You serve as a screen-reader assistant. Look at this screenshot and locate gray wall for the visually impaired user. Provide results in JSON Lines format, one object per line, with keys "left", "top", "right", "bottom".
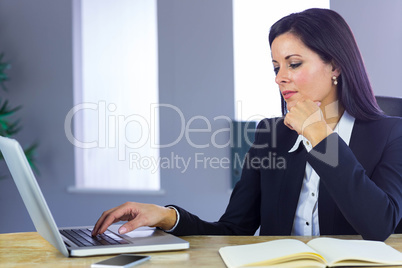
{"left": 331, "top": 0, "right": 402, "bottom": 98}
{"left": 0, "top": 0, "right": 234, "bottom": 233}
{"left": 0, "top": 0, "right": 401, "bottom": 233}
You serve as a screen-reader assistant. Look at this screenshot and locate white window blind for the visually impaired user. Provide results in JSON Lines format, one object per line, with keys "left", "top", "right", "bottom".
{"left": 233, "top": 0, "right": 330, "bottom": 121}
{"left": 71, "top": 0, "right": 160, "bottom": 191}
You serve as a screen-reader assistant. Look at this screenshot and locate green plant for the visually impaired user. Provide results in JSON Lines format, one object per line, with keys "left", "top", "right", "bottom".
{"left": 0, "top": 52, "right": 39, "bottom": 175}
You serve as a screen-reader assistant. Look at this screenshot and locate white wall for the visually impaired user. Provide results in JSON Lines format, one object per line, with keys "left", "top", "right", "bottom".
{"left": 0, "top": 0, "right": 400, "bottom": 233}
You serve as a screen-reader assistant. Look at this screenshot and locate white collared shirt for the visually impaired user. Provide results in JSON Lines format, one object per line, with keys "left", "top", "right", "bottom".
{"left": 288, "top": 111, "right": 355, "bottom": 236}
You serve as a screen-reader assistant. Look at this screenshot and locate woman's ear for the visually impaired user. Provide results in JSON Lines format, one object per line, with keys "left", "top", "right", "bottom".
{"left": 331, "top": 61, "right": 341, "bottom": 77}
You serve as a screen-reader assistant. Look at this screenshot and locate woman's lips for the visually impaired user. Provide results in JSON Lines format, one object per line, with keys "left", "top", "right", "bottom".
{"left": 282, "top": 90, "right": 297, "bottom": 99}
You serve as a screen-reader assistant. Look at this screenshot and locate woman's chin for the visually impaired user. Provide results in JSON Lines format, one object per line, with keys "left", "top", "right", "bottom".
{"left": 285, "top": 100, "right": 298, "bottom": 110}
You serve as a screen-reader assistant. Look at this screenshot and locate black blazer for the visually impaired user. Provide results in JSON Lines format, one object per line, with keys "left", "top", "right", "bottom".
{"left": 169, "top": 116, "right": 402, "bottom": 241}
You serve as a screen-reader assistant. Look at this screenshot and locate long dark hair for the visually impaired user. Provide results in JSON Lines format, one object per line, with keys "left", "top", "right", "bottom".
{"left": 269, "top": 8, "right": 384, "bottom": 121}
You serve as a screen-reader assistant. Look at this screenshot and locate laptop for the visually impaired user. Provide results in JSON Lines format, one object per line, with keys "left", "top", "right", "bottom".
{"left": 0, "top": 136, "right": 189, "bottom": 257}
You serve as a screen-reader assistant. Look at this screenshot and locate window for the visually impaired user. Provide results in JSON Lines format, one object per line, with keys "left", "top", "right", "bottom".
{"left": 68, "top": 0, "right": 160, "bottom": 191}
{"left": 233, "top": 0, "right": 330, "bottom": 121}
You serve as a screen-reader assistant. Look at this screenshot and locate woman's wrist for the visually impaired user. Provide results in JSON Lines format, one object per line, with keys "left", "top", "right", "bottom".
{"left": 303, "top": 121, "right": 333, "bottom": 147}
{"left": 157, "top": 206, "right": 178, "bottom": 231}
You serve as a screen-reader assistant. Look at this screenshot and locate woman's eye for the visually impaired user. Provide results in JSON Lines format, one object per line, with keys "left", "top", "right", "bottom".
{"left": 273, "top": 63, "right": 301, "bottom": 75}
{"left": 289, "top": 63, "right": 302, "bottom": 69}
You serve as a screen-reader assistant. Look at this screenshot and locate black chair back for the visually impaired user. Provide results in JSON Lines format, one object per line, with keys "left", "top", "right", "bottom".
{"left": 375, "top": 96, "right": 402, "bottom": 233}
{"left": 375, "top": 96, "right": 402, "bottom": 117}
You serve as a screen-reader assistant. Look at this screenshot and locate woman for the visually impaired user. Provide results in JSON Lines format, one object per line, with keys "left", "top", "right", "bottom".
{"left": 92, "top": 8, "right": 402, "bottom": 241}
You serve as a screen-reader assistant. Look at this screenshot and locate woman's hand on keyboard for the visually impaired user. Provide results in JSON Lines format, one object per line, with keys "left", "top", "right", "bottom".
{"left": 91, "top": 202, "right": 177, "bottom": 236}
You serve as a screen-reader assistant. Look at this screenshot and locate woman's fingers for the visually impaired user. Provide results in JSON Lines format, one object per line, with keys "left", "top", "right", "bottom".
{"left": 284, "top": 99, "right": 323, "bottom": 134}
{"left": 92, "top": 202, "right": 138, "bottom": 236}
{"left": 92, "top": 202, "right": 177, "bottom": 236}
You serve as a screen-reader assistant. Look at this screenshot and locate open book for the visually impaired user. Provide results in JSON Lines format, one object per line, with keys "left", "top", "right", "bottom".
{"left": 219, "top": 237, "right": 402, "bottom": 268}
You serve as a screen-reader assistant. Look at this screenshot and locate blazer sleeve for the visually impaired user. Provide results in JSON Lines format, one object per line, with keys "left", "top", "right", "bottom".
{"left": 166, "top": 120, "right": 271, "bottom": 236}
{"left": 307, "top": 118, "right": 402, "bottom": 241}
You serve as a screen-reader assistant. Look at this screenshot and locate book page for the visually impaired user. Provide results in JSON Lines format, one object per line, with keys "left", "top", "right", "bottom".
{"left": 219, "top": 239, "right": 326, "bottom": 268}
{"left": 307, "top": 237, "right": 402, "bottom": 266}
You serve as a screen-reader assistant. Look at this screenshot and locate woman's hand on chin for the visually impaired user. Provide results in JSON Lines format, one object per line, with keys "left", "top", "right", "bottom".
{"left": 284, "top": 99, "right": 333, "bottom": 147}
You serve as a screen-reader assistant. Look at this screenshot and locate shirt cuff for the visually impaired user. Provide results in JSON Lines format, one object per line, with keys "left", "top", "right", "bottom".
{"left": 302, "top": 136, "right": 313, "bottom": 152}
{"left": 163, "top": 206, "right": 180, "bottom": 232}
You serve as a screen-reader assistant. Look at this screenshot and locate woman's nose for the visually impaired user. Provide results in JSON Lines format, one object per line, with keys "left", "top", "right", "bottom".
{"left": 275, "top": 68, "right": 289, "bottom": 85}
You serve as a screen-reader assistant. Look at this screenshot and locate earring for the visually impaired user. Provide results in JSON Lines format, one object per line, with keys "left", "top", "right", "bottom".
{"left": 332, "top": 76, "right": 338, "bottom": 85}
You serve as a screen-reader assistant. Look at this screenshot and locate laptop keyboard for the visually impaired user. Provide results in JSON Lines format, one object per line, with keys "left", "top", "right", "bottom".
{"left": 60, "top": 228, "right": 129, "bottom": 247}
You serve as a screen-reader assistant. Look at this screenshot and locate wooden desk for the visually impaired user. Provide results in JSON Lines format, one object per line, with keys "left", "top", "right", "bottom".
{"left": 1, "top": 232, "right": 402, "bottom": 267}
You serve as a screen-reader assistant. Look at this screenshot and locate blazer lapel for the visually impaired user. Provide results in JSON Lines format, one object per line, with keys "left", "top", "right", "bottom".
{"left": 318, "top": 181, "right": 336, "bottom": 234}
{"left": 318, "top": 120, "right": 361, "bottom": 235}
{"left": 278, "top": 142, "right": 307, "bottom": 234}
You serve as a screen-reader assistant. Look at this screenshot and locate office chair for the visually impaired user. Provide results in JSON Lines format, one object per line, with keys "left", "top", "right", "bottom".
{"left": 375, "top": 95, "right": 402, "bottom": 234}
{"left": 375, "top": 96, "right": 402, "bottom": 117}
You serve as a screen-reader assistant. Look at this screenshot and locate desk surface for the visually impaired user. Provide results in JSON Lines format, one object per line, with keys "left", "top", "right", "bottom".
{"left": 1, "top": 232, "right": 402, "bottom": 267}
